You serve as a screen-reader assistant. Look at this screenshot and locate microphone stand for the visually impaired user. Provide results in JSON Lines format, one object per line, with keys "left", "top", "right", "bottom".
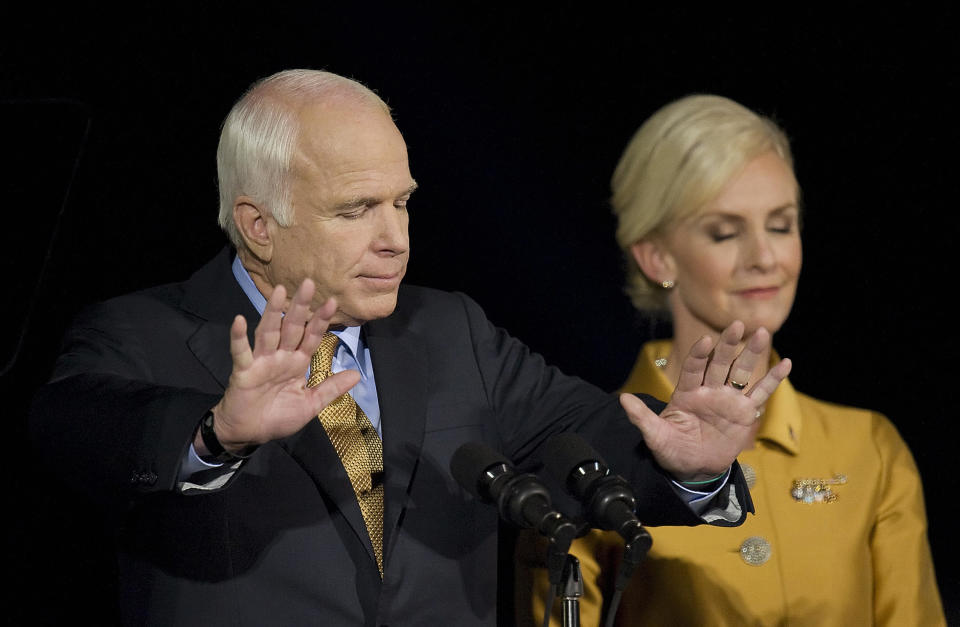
{"left": 603, "top": 521, "right": 652, "bottom": 627}
{"left": 541, "top": 520, "right": 588, "bottom": 627}
{"left": 559, "top": 554, "right": 583, "bottom": 627}
{"left": 540, "top": 520, "right": 652, "bottom": 627}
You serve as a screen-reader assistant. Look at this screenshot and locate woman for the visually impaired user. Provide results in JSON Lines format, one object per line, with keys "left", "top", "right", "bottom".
{"left": 526, "top": 95, "right": 944, "bottom": 626}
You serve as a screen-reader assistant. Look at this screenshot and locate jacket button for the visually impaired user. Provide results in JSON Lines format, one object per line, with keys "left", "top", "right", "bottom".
{"left": 740, "top": 536, "right": 771, "bottom": 566}
{"left": 129, "top": 471, "right": 158, "bottom": 486}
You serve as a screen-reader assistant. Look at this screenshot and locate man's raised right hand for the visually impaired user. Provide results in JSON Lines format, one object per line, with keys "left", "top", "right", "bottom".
{"left": 193, "top": 278, "right": 361, "bottom": 457}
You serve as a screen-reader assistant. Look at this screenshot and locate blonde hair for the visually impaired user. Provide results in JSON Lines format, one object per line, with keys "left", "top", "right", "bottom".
{"left": 216, "top": 69, "right": 390, "bottom": 249}
{"left": 612, "top": 94, "right": 794, "bottom": 311}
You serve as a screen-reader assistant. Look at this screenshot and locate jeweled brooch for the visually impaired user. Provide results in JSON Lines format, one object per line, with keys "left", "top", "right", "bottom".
{"left": 791, "top": 474, "right": 846, "bottom": 503}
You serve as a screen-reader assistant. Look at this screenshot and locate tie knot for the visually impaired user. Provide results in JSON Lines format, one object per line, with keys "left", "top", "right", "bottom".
{"left": 309, "top": 332, "right": 340, "bottom": 387}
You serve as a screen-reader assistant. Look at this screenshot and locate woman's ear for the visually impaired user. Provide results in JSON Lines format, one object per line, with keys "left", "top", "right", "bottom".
{"left": 630, "top": 239, "right": 675, "bottom": 286}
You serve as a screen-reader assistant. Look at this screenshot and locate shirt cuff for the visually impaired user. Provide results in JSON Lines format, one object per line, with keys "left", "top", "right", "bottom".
{"left": 670, "top": 468, "right": 732, "bottom": 517}
{"left": 178, "top": 442, "right": 224, "bottom": 479}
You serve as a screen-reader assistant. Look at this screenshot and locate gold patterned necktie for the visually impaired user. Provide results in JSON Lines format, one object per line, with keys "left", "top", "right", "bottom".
{"left": 308, "top": 332, "right": 384, "bottom": 576}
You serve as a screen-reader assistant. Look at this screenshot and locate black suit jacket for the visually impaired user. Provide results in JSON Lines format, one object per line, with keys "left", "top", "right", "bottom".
{"left": 31, "top": 248, "right": 750, "bottom": 626}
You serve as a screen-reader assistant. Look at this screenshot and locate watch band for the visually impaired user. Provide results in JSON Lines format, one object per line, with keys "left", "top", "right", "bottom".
{"left": 199, "top": 409, "right": 258, "bottom": 463}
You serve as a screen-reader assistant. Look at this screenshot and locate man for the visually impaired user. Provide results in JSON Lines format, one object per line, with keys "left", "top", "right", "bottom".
{"left": 31, "top": 70, "right": 789, "bottom": 626}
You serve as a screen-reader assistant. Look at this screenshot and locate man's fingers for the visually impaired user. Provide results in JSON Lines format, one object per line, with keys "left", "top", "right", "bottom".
{"left": 254, "top": 284, "right": 288, "bottom": 357}
{"left": 726, "top": 326, "right": 770, "bottom": 390}
{"left": 299, "top": 297, "right": 338, "bottom": 355}
{"left": 229, "top": 315, "right": 254, "bottom": 369}
{"left": 278, "top": 280, "right": 316, "bottom": 351}
{"left": 703, "top": 321, "right": 745, "bottom": 388}
{"left": 619, "top": 393, "right": 666, "bottom": 446}
{"left": 309, "top": 369, "right": 362, "bottom": 414}
{"left": 313, "top": 296, "right": 338, "bottom": 322}
{"left": 675, "top": 335, "right": 714, "bottom": 392}
{"left": 746, "top": 358, "right": 792, "bottom": 406}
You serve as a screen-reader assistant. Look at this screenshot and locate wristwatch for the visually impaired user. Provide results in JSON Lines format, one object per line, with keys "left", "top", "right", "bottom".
{"left": 198, "top": 409, "right": 259, "bottom": 463}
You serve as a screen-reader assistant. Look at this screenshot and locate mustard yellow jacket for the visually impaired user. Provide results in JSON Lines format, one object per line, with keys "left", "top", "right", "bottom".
{"left": 526, "top": 340, "right": 944, "bottom": 626}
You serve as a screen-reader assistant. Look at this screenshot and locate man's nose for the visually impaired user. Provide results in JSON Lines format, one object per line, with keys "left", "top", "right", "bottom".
{"left": 374, "top": 205, "right": 409, "bottom": 254}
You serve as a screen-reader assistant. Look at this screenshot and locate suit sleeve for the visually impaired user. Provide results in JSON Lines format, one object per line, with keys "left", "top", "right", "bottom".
{"left": 29, "top": 300, "right": 224, "bottom": 509}
{"left": 870, "top": 414, "right": 946, "bottom": 625}
{"left": 455, "top": 291, "right": 734, "bottom": 527}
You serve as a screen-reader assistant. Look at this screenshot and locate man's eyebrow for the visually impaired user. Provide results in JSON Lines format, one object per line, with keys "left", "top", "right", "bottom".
{"left": 333, "top": 183, "right": 419, "bottom": 212}
{"left": 334, "top": 197, "right": 379, "bottom": 212}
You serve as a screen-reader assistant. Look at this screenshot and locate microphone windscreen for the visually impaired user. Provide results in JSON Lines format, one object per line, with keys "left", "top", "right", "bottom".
{"left": 543, "top": 432, "right": 607, "bottom": 481}
{"left": 450, "top": 441, "right": 509, "bottom": 498}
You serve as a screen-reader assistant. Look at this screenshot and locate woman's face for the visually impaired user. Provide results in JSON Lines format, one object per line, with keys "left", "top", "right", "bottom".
{"left": 659, "top": 151, "right": 802, "bottom": 337}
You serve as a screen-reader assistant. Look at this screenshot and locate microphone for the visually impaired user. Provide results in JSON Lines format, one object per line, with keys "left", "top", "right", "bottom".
{"left": 542, "top": 433, "right": 651, "bottom": 547}
{"left": 450, "top": 441, "right": 577, "bottom": 546}
{"left": 544, "top": 433, "right": 653, "bottom": 627}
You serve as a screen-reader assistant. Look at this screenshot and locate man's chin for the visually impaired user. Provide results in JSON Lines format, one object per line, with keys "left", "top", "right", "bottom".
{"left": 333, "top": 293, "right": 400, "bottom": 327}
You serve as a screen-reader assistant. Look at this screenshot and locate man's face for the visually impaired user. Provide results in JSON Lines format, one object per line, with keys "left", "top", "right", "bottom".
{"left": 265, "top": 100, "right": 416, "bottom": 327}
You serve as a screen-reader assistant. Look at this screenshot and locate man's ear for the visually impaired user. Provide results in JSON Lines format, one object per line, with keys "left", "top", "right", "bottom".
{"left": 233, "top": 197, "right": 274, "bottom": 262}
{"left": 630, "top": 239, "right": 675, "bottom": 285}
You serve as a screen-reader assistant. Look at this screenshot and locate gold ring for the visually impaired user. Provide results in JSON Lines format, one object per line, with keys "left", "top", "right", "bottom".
{"left": 729, "top": 379, "right": 748, "bottom": 391}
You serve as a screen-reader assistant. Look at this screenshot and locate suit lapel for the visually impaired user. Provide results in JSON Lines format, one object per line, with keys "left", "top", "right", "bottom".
{"left": 364, "top": 304, "right": 428, "bottom": 567}
{"left": 186, "top": 323, "right": 233, "bottom": 388}
{"left": 180, "top": 247, "right": 259, "bottom": 388}
{"left": 280, "top": 419, "right": 377, "bottom": 565}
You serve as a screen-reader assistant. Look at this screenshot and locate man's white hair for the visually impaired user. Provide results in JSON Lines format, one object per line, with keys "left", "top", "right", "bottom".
{"left": 216, "top": 69, "right": 390, "bottom": 249}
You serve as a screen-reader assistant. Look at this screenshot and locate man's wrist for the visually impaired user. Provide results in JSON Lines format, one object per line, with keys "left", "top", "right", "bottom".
{"left": 675, "top": 469, "right": 729, "bottom": 493}
{"left": 196, "top": 408, "right": 259, "bottom": 463}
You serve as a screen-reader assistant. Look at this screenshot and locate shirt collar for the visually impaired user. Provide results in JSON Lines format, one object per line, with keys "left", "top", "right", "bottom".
{"left": 334, "top": 325, "right": 362, "bottom": 361}
{"left": 232, "top": 254, "right": 267, "bottom": 314}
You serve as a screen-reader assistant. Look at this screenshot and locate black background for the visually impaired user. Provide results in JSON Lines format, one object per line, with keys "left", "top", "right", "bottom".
{"left": 4, "top": 4, "right": 958, "bottom": 624}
